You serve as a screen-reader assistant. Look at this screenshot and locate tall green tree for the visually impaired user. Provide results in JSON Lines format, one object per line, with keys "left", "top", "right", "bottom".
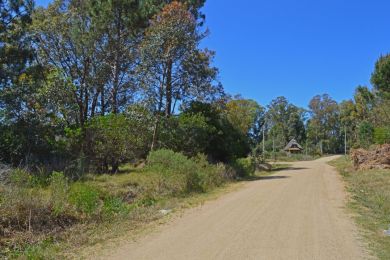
{"left": 225, "top": 97, "right": 264, "bottom": 138}
{"left": 1, "top": 0, "right": 35, "bottom": 121}
{"left": 138, "top": 1, "right": 221, "bottom": 117}
{"left": 307, "top": 94, "right": 341, "bottom": 154}
{"left": 371, "top": 54, "right": 390, "bottom": 100}
{"left": 266, "top": 96, "right": 306, "bottom": 150}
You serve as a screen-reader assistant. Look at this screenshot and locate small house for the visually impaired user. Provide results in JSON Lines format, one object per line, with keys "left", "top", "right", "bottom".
{"left": 284, "top": 139, "right": 303, "bottom": 153}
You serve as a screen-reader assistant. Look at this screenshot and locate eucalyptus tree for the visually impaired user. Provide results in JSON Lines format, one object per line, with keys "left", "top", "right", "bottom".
{"left": 32, "top": 0, "right": 154, "bottom": 124}
{"left": 225, "top": 97, "right": 265, "bottom": 145}
{"left": 0, "top": 0, "right": 35, "bottom": 121}
{"left": 266, "top": 96, "right": 306, "bottom": 150}
{"left": 32, "top": 0, "right": 106, "bottom": 126}
{"left": 307, "top": 94, "right": 341, "bottom": 154}
{"left": 137, "top": 1, "right": 221, "bottom": 117}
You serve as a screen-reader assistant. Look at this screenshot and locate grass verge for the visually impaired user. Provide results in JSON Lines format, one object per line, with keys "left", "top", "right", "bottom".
{"left": 329, "top": 156, "right": 390, "bottom": 260}
{"left": 1, "top": 154, "right": 288, "bottom": 259}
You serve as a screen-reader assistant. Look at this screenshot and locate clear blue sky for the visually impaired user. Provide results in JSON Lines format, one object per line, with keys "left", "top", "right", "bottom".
{"left": 36, "top": 0, "right": 390, "bottom": 108}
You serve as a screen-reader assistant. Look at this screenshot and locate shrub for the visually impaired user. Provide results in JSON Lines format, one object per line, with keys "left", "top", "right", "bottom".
{"left": 49, "top": 172, "right": 69, "bottom": 216}
{"left": 69, "top": 183, "right": 100, "bottom": 216}
{"left": 146, "top": 149, "right": 194, "bottom": 194}
{"left": 146, "top": 149, "right": 228, "bottom": 194}
{"left": 232, "top": 157, "right": 255, "bottom": 177}
{"left": 86, "top": 110, "right": 153, "bottom": 173}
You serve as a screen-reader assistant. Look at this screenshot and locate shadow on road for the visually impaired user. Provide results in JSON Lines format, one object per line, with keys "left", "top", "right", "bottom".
{"left": 247, "top": 175, "right": 290, "bottom": 181}
{"left": 278, "top": 167, "right": 309, "bottom": 172}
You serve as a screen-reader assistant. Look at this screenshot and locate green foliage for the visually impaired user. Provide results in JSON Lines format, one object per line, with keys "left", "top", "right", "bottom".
{"left": 102, "top": 197, "right": 130, "bottom": 218}
{"left": 183, "top": 102, "right": 250, "bottom": 162}
{"left": 232, "top": 157, "right": 256, "bottom": 177}
{"left": 371, "top": 54, "right": 390, "bottom": 100}
{"left": 146, "top": 149, "right": 227, "bottom": 193}
{"left": 49, "top": 172, "right": 69, "bottom": 216}
{"left": 266, "top": 97, "right": 306, "bottom": 152}
{"left": 226, "top": 98, "right": 264, "bottom": 137}
{"left": 307, "top": 94, "right": 341, "bottom": 154}
{"left": 374, "top": 127, "right": 390, "bottom": 144}
{"left": 9, "top": 168, "right": 34, "bottom": 188}
{"left": 86, "top": 111, "right": 153, "bottom": 173}
{"left": 156, "top": 113, "right": 215, "bottom": 157}
{"left": 358, "top": 121, "right": 374, "bottom": 148}
{"left": 138, "top": 2, "right": 221, "bottom": 117}
{"left": 69, "top": 183, "right": 100, "bottom": 216}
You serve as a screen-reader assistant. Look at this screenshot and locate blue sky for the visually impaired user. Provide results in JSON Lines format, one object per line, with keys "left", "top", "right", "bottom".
{"left": 35, "top": 0, "right": 390, "bottom": 108}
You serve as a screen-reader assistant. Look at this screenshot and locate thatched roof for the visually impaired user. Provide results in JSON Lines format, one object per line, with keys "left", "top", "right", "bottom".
{"left": 284, "top": 139, "right": 303, "bottom": 151}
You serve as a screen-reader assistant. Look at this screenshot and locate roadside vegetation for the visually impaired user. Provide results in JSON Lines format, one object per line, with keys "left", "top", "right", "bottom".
{"left": 0, "top": 149, "right": 257, "bottom": 258}
{"left": 1, "top": 0, "right": 390, "bottom": 258}
{"left": 330, "top": 156, "right": 390, "bottom": 260}
{"left": 0, "top": 148, "right": 287, "bottom": 258}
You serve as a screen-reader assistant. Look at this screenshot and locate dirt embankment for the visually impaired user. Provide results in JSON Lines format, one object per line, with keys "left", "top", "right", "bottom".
{"left": 351, "top": 144, "right": 390, "bottom": 170}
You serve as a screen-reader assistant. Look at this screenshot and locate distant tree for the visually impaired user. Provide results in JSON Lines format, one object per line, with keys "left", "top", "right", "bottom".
{"left": 357, "top": 121, "right": 374, "bottom": 149}
{"left": 354, "top": 86, "right": 375, "bottom": 121}
{"left": 307, "top": 94, "right": 341, "bottom": 154}
{"left": 339, "top": 99, "right": 358, "bottom": 148}
{"left": 371, "top": 54, "right": 390, "bottom": 100}
{"left": 183, "top": 101, "right": 250, "bottom": 162}
{"left": 225, "top": 98, "right": 264, "bottom": 138}
{"left": 266, "top": 96, "right": 306, "bottom": 150}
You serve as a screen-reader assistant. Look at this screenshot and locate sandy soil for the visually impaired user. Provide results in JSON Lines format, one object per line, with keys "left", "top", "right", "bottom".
{"left": 97, "top": 156, "right": 370, "bottom": 260}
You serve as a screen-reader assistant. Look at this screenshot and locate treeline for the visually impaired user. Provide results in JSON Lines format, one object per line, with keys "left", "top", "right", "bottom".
{"left": 0, "top": 0, "right": 236, "bottom": 174}
{"left": 1, "top": 0, "right": 390, "bottom": 177}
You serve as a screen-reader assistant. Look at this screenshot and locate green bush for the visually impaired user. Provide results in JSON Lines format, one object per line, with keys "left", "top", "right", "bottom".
{"left": 86, "top": 110, "right": 153, "bottom": 173}
{"left": 146, "top": 149, "right": 196, "bottom": 193}
{"left": 146, "top": 149, "right": 228, "bottom": 194}
{"left": 49, "top": 172, "right": 69, "bottom": 216}
{"left": 69, "top": 183, "right": 100, "bottom": 216}
{"left": 232, "top": 157, "right": 255, "bottom": 177}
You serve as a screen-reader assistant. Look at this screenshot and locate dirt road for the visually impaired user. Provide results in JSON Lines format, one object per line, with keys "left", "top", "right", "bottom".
{"left": 101, "top": 156, "right": 369, "bottom": 260}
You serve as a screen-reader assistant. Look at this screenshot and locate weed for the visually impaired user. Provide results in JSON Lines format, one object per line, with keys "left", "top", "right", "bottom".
{"left": 69, "top": 183, "right": 100, "bottom": 216}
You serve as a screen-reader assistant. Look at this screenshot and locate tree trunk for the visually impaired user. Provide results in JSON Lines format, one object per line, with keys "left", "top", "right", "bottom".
{"left": 151, "top": 82, "right": 165, "bottom": 151}
{"left": 165, "top": 60, "right": 173, "bottom": 117}
{"left": 111, "top": 160, "right": 119, "bottom": 174}
{"left": 101, "top": 86, "right": 105, "bottom": 116}
{"left": 151, "top": 116, "right": 160, "bottom": 151}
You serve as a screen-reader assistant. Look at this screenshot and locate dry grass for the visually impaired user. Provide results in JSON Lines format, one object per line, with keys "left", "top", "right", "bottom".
{"left": 329, "top": 156, "right": 390, "bottom": 260}
{"left": 1, "top": 159, "right": 286, "bottom": 259}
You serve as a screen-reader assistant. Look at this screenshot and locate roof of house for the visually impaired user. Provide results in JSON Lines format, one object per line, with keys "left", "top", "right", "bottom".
{"left": 284, "top": 139, "right": 303, "bottom": 151}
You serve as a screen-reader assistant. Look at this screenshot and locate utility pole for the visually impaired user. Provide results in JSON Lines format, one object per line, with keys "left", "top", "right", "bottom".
{"left": 262, "top": 126, "right": 265, "bottom": 154}
{"left": 272, "top": 136, "right": 275, "bottom": 160}
{"left": 344, "top": 126, "right": 347, "bottom": 156}
{"left": 306, "top": 140, "right": 308, "bottom": 156}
